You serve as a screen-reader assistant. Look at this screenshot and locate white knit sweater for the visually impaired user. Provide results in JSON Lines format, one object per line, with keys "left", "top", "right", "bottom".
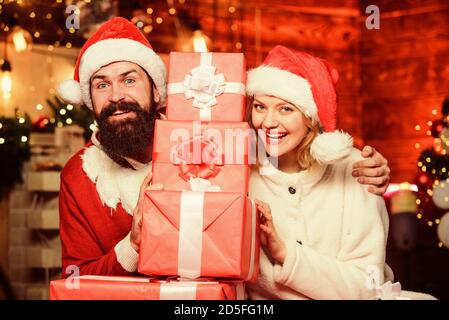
{"left": 247, "top": 149, "right": 390, "bottom": 300}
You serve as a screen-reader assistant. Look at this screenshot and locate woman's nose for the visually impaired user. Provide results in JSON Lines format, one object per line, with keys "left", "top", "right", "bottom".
{"left": 262, "top": 109, "right": 279, "bottom": 128}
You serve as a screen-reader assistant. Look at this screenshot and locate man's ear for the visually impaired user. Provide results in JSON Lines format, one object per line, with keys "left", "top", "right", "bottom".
{"left": 153, "top": 85, "right": 160, "bottom": 103}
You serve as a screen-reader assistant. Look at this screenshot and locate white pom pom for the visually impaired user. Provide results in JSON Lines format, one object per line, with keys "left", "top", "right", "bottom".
{"left": 57, "top": 79, "right": 83, "bottom": 105}
{"left": 310, "top": 131, "right": 353, "bottom": 164}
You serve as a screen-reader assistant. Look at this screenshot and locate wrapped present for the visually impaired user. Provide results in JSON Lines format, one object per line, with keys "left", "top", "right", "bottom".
{"left": 138, "top": 190, "right": 259, "bottom": 282}
{"left": 166, "top": 52, "right": 246, "bottom": 121}
{"left": 152, "top": 120, "right": 251, "bottom": 194}
{"left": 50, "top": 275, "right": 245, "bottom": 300}
{"left": 50, "top": 276, "right": 153, "bottom": 300}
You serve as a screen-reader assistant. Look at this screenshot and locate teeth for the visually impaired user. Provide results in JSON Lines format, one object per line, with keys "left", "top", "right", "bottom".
{"left": 267, "top": 133, "right": 287, "bottom": 138}
{"left": 113, "top": 111, "right": 129, "bottom": 115}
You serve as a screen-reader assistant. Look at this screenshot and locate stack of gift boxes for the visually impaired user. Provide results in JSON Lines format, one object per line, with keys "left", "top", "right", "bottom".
{"left": 50, "top": 52, "right": 259, "bottom": 300}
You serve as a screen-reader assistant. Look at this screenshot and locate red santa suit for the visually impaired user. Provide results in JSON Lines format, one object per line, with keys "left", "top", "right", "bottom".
{"left": 59, "top": 135, "right": 150, "bottom": 277}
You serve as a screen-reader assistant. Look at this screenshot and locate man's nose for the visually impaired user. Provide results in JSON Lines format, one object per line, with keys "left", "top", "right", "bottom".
{"left": 109, "top": 83, "right": 126, "bottom": 103}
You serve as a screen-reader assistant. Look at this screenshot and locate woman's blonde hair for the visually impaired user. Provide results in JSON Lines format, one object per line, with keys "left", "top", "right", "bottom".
{"left": 246, "top": 95, "right": 320, "bottom": 171}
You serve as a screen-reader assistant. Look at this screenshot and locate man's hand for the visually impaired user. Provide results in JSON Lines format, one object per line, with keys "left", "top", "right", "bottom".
{"left": 352, "top": 146, "right": 390, "bottom": 196}
{"left": 255, "top": 200, "right": 286, "bottom": 265}
{"left": 130, "top": 172, "right": 163, "bottom": 252}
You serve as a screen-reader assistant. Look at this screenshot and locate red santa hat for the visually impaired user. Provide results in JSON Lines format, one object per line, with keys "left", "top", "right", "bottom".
{"left": 58, "top": 17, "right": 166, "bottom": 110}
{"left": 246, "top": 45, "right": 353, "bottom": 164}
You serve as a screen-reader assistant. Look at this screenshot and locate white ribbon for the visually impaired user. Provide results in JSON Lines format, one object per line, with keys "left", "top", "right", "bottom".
{"left": 160, "top": 282, "right": 198, "bottom": 300}
{"left": 178, "top": 191, "right": 204, "bottom": 279}
{"left": 375, "top": 281, "right": 405, "bottom": 300}
{"left": 235, "top": 282, "right": 246, "bottom": 300}
{"left": 167, "top": 52, "right": 246, "bottom": 121}
{"left": 159, "top": 281, "right": 244, "bottom": 300}
{"left": 189, "top": 178, "right": 221, "bottom": 192}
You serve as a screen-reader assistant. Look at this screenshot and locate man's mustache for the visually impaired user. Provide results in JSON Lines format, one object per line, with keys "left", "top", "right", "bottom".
{"left": 99, "top": 102, "right": 145, "bottom": 120}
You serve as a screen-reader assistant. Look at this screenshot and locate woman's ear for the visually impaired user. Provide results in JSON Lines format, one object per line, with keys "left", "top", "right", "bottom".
{"left": 153, "top": 84, "right": 160, "bottom": 103}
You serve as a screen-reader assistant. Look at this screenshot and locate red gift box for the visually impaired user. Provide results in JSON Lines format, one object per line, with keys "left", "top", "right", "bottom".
{"left": 138, "top": 190, "right": 260, "bottom": 282}
{"left": 50, "top": 276, "right": 152, "bottom": 300}
{"left": 50, "top": 276, "right": 245, "bottom": 300}
{"left": 152, "top": 120, "right": 251, "bottom": 194}
{"left": 166, "top": 52, "right": 246, "bottom": 122}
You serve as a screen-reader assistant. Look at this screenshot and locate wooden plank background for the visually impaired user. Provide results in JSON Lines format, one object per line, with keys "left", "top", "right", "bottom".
{"left": 360, "top": 0, "right": 449, "bottom": 182}
{"left": 3, "top": 0, "right": 447, "bottom": 183}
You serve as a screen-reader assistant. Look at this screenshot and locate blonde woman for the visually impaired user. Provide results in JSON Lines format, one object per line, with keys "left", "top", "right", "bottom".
{"left": 245, "top": 46, "right": 391, "bottom": 299}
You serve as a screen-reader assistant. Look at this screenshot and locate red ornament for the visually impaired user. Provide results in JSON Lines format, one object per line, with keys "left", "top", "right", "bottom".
{"left": 33, "top": 116, "right": 50, "bottom": 131}
{"left": 431, "top": 119, "right": 445, "bottom": 138}
{"left": 415, "top": 172, "right": 434, "bottom": 191}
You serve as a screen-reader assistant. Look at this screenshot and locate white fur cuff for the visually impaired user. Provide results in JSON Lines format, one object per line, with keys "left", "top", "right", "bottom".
{"left": 114, "top": 232, "right": 139, "bottom": 272}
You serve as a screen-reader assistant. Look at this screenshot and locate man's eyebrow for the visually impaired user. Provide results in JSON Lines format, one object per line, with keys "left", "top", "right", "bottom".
{"left": 91, "top": 69, "right": 139, "bottom": 82}
{"left": 91, "top": 74, "right": 107, "bottom": 81}
{"left": 120, "top": 69, "right": 139, "bottom": 77}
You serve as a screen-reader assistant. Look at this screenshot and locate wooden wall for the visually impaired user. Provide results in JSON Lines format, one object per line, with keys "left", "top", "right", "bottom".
{"left": 121, "top": 0, "right": 365, "bottom": 144}
{"left": 122, "top": 0, "right": 449, "bottom": 183}
{"left": 360, "top": 0, "right": 449, "bottom": 182}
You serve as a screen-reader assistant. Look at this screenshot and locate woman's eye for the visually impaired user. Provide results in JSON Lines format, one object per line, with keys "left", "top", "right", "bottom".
{"left": 254, "top": 104, "right": 265, "bottom": 111}
{"left": 124, "top": 78, "right": 135, "bottom": 85}
{"left": 280, "top": 106, "right": 294, "bottom": 112}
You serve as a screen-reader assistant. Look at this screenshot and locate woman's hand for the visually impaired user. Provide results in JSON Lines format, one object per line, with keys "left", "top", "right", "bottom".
{"left": 255, "top": 199, "right": 286, "bottom": 265}
{"left": 130, "top": 172, "right": 163, "bottom": 252}
{"left": 352, "top": 146, "right": 390, "bottom": 196}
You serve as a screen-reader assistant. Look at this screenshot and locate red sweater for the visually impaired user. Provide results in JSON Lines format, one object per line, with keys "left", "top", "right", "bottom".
{"left": 59, "top": 144, "right": 148, "bottom": 278}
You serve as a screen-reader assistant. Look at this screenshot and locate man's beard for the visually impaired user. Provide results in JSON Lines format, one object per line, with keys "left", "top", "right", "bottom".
{"left": 96, "top": 101, "right": 156, "bottom": 161}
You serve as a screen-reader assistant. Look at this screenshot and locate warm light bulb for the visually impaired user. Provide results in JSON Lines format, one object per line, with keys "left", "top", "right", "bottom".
{"left": 192, "top": 30, "right": 209, "bottom": 52}
{"left": 12, "top": 30, "right": 28, "bottom": 52}
{"left": 1, "top": 71, "right": 12, "bottom": 99}
{"left": 8, "top": 26, "right": 33, "bottom": 53}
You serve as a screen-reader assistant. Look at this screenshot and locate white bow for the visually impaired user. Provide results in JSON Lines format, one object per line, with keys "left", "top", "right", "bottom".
{"left": 183, "top": 65, "right": 226, "bottom": 110}
{"left": 188, "top": 177, "right": 221, "bottom": 192}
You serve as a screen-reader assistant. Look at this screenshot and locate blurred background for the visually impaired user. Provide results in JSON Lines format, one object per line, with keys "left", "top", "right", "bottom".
{"left": 0, "top": 0, "right": 448, "bottom": 299}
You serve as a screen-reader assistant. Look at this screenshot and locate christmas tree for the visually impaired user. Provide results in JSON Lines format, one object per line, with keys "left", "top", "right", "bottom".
{"left": 33, "top": 96, "right": 95, "bottom": 142}
{"left": 415, "top": 98, "right": 449, "bottom": 249}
